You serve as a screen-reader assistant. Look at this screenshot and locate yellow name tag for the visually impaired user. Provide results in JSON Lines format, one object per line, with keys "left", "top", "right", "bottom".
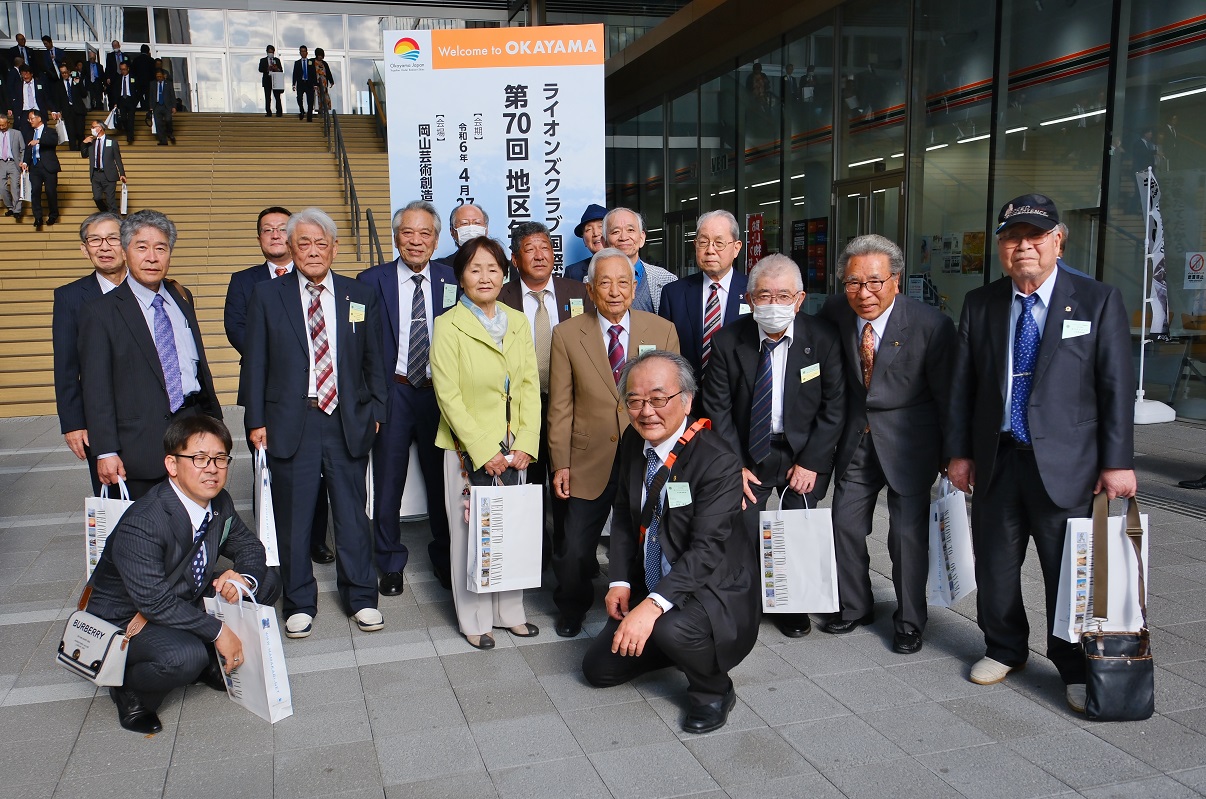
{"left": 666, "top": 482, "right": 692, "bottom": 508}
{"left": 349, "top": 301, "right": 366, "bottom": 323}
{"left": 569, "top": 298, "right": 584, "bottom": 317}
{"left": 800, "top": 363, "right": 821, "bottom": 383}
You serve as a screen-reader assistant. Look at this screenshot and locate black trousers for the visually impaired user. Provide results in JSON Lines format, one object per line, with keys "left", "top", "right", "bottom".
{"left": 296, "top": 86, "right": 314, "bottom": 119}
{"left": 27, "top": 161, "right": 57, "bottom": 221}
{"left": 583, "top": 596, "right": 731, "bottom": 706}
{"left": 552, "top": 457, "right": 619, "bottom": 621}
{"left": 263, "top": 86, "right": 283, "bottom": 115}
{"left": 972, "top": 440, "right": 1086, "bottom": 684}
{"left": 117, "top": 97, "right": 138, "bottom": 143}
{"left": 831, "top": 433, "right": 931, "bottom": 634}
{"left": 151, "top": 104, "right": 173, "bottom": 143}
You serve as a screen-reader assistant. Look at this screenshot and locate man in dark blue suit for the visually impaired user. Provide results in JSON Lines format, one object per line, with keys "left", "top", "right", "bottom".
{"left": 242, "top": 207, "right": 388, "bottom": 639}
{"left": 563, "top": 203, "right": 606, "bottom": 282}
{"left": 21, "top": 108, "right": 61, "bottom": 229}
{"left": 40, "top": 35, "right": 67, "bottom": 78}
{"left": 225, "top": 206, "right": 334, "bottom": 565}
{"left": 292, "top": 45, "right": 315, "bottom": 122}
{"left": 357, "top": 200, "right": 456, "bottom": 595}
{"left": 659, "top": 210, "right": 750, "bottom": 382}
{"left": 53, "top": 212, "right": 128, "bottom": 495}
{"left": 13, "top": 65, "right": 54, "bottom": 140}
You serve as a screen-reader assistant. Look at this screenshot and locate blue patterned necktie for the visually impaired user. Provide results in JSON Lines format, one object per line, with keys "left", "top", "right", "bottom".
{"left": 408, "top": 275, "right": 429, "bottom": 385}
{"left": 1010, "top": 293, "right": 1041, "bottom": 445}
{"left": 190, "top": 513, "right": 210, "bottom": 592}
{"left": 749, "top": 338, "right": 784, "bottom": 463}
{"left": 151, "top": 294, "right": 185, "bottom": 412}
{"left": 644, "top": 448, "right": 664, "bottom": 593}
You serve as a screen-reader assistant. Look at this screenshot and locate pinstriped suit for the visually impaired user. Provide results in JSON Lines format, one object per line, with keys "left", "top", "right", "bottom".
{"left": 86, "top": 481, "right": 279, "bottom": 709}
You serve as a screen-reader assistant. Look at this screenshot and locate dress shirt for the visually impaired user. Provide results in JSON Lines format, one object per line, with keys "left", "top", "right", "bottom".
{"left": 300, "top": 270, "right": 338, "bottom": 396}
{"left": 127, "top": 277, "right": 202, "bottom": 397}
{"left": 121, "top": 75, "right": 131, "bottom": 97}
{"left": 394, "top": 260, "right": 434, "bottom": 378}
{"left": 95, "top": 271, "right": 123, "bottom": 294}
{"left": 30, "top": 124, "right": 43, "bottom": 160}
{"left": 857, "top": 298, "right": 895, "bottom": 353}
{"left": 1001, "top": 267, "right": 1057, "bottom": 432}
{"left": 596, "top": 310, "right": 632, "bottom": 359}
{"left": 756, "top": 327, "right": 794, "bottom": 434}
{"left": 92, "top": 135, "right": 105, "bottom": 169}
{"left": 700, "top": 268, "right": 735, "bottom": 327}
{"left": 166, "top": 478, "right": 258, "bottom": 623}
{"left": 0, "top": 129, "right": 12, "bottom": 160}
{"left": 23, "top": 80, "right": 37, "bottom": 109}
{"left": 520, "top": 278, "right": 561, "bottom": 332}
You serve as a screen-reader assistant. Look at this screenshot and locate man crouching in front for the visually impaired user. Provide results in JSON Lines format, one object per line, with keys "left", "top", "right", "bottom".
{"left": 581, "top": 350, "right": 759, "bottom": 733}
{"left": 85, "top": 416, "right": 279, "bottom": 733}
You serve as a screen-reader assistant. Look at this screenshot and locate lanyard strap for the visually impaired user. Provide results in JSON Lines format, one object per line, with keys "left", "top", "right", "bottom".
{"left": 639, "top": 418, "right": 711, "bottom": 544}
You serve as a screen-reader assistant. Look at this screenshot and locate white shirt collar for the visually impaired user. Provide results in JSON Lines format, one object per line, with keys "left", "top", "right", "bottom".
{"left": 520, "top": 276, "right": 553, "bottom": 295}
{"left": 167, "top": 478, "right": 213, "bottom": 531}
{"left": 860, "top": 299, "right": 895, "bottom": 342}
{"left": 597, "top": 310, "right": 631, "bottom": 334}
{"left": 1012, "top": 265, "right": 1059, "bottom": 307}
{"left": 644, "top": 417, "right": 690, "bottom": 464}
{"left": 705, "top": 268, "right": 734, "bottom": 294}
{"left": 299, "top": 269, "right": 335, "bottom": 294}
{"left": 95, "top": 271, "right": 123, "bottom": 294}
{"left": 127, "top": 276, "right": 170, "bottom": 310}
{"left": 266, "top": 260, "right": 293, "bottom": 277}
{"left": 398, "top": 259, "right": 430, "bottom": 283}
{"left": 757, "top": 325, "right": 793, "bottom": 348}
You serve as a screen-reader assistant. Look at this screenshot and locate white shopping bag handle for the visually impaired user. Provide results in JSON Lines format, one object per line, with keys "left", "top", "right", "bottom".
{"left": 216, "top": 576, "right": 262, "bottom": 616}
{"left": 770, "top": 487, "right": 811, "bottom": 520}
{"left": 99, "top": 477, "right": 131, "bottom": 502}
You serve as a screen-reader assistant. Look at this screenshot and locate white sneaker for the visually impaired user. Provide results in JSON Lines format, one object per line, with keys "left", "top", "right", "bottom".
{"left": 969, "top": 656, "right": 1023, "bottom": 685}
{"left": 285, "top": 613, "right": 314, "bottom": 639}
{"left": 354, "top": 607, "right": 384, "bottom": 632}
{"left": 1066, "top": 684, "right": 1087, "bottom": 713}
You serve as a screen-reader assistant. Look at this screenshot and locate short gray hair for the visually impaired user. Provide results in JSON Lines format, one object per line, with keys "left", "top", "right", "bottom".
{"left": 510, "top": 220, "right": 550, "bottom": 254}
{"left": 80, "top": 211, "right": 121, "bottom": 242}
{"left": 393, "top": 200, "right": 441, "bottom": 238}
{"left": 121, "top": 209, "right": 177, "bottom": 250}
{"left": 450, "top": 203, "right": 488, "bottom": 230}
{"left": 696, "top": 209, "right": 740, "bottom": 242}
{"left": 287, "top": 207, "right": 338, "bottom": 242}
{"left": 586, "top": 247, "right": 635, "bottom": 283}
{"left": 748, "top": 254, "right": 803, "bottom": 294}
{"left": 602, "top": 207, "right": 646, "bottom": 244}
{"left": 837, "top": 234, "right": 904, "bottom": 278}
{"left": 619, "top": 350, "right": 697, "bottom": 406}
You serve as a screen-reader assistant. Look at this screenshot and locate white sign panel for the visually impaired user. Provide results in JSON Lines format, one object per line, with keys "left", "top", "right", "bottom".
{"left": 1186, "top": 252, "right": 1205, "bottom": 291}
{"left": 382, "top": 25, "right": 605, "bottom": 272}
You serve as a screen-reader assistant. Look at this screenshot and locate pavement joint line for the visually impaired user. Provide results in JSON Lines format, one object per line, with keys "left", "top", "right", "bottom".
{"left": 0, "top": 446, "right": 68, "bottom": 456}
{"left": 0, "top": 464, "right": 90, "bottom": 474}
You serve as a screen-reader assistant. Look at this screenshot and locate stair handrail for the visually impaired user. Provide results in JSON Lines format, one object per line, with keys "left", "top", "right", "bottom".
{"left": 365, "top": 207, "right": 385, "bottom": 266}
{"left": 321, "top": 108, "right": 364, "bottom": 260}
{"left": 366, "top": 76, "right": 387, "bottom": 141}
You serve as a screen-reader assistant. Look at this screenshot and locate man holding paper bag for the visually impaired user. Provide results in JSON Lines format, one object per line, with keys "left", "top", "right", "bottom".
{"left": 948, "top": 193, "right": 1135, "bottom": 712}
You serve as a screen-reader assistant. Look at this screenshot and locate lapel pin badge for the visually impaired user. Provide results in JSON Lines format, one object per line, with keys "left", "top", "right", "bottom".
{"left": 1065, "top": 306, "right": 1072, "bottom": 312}
{"left": 804, "top": 347, "right": 811, "bottom": 355}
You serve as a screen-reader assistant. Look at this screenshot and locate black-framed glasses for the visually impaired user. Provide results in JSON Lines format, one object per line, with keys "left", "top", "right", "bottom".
{"left": 624, "top": 391, "right": 683, "bottom": 411}
{"left": 998, "top": 229, "right": 1054, "bottom": 247}
{"left": 843, "top": 278, "right": 892, "bottom": 294}
{"left": 749, "top": 291, "right": 800, "bottom": 305}
{"left": 173, "top": 453, "right": 233, "bottom": 469}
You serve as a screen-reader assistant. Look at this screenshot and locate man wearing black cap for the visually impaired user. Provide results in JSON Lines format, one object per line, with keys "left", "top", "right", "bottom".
{"left": 947, "top": 193, "right": 1135, "bottom": 714}
{"left": 563, "top": 203, "right": 606, "bottom": 282}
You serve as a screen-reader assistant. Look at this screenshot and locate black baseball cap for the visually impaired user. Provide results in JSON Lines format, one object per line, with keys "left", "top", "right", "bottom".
{"left": 574, "top": 203, "right": 607, "bottom": 238}
{"left": 995, "top": 193, "right": 1059, "bottom": 234}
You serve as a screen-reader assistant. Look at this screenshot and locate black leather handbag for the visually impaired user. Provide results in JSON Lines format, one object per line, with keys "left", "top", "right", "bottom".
{"left": 1082, "top": 495, "right": 1154, "bottom": 721}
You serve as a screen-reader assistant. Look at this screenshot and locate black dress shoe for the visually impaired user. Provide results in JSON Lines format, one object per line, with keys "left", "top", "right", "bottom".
{"left": 821, "top": 613, "right": 874, "bottom": 634}
{"left": 34, "top": 219, "right": 43, "bottom": 230}
{"left": 3, "top": 210, "right": 11, "bottom": 217}
{"left": 465, "top": 633, "right": 495, "bottom": 650}
{"left": 46, "top": 215, "right": 58, "bottom": 226}
{"left": 110, "top": 687, "right": 163, "bottom": 734}
{"left": 682, "top": 688, "right": 736, "bottom": 734}
{"left": 379, "top": 571, "right": 404, "bottom": 596}
{"left": 773, "top": 613, "right": 812, "bottom": 638}
{"left": 554, "top": 616, "right": 582, "bottom": 638}
{"left": 892, "top": 631, "right": 923, "bottom": 654}
{"left": 311, "top": 542, "right": 335, "bottom": 564}
{"left": 1179, "top": 475, "right": 1206, "bottom": 490}
{"left": 197, "top": 662, "right": 229, "bottom": 691}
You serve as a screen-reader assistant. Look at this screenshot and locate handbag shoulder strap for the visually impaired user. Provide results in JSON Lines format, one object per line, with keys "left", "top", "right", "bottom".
{"left": 77, "top": 525, "right": 207, "bottom": 612}
{"left": 1125, "top": 499, "right": 1147, "bottom": 628}
{"left": 1091, "top": 494, "right": 1147, "bottom": 627}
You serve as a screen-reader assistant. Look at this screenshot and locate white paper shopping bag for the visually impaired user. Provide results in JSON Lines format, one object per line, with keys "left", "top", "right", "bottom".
{"left": 19, "top": 171, "right": 32, "bottom": 203}
{"left": 468, "top": 475, "right": 543, "bottom": 594}
{"left": 927, "top": 477, "right": 976, "bottom": 607}
{"left": 103, "top": 108, "right": 117, "bottom": 129}
{"left": 57, "top": 117, "right": 70, "bottom": 144}
{"left": 85, "top": 479, "right": 135, "bottom": 577}
{"left": 204, "top": 583, "right": 293, "bottom": 723}
{"left": 120, "top": 182, "right": 128, "bottom": 215}
{"left": 759, "top": 494, "right": 839, "bottom": 614}
{"left": 253, "top": 446, "right": 279, "bottom": 567}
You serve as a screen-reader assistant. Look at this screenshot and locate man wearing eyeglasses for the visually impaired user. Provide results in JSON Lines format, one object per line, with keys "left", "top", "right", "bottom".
{"left": 85, "top": 415, "right": 280, "bottom": 734}
{"left": 816, "top": 234, "right": 955, "bottom": 654}
{"left": 658, "top": 210, "right": 750, "bottom": 383}
{"left": 603, "top": 207, "right": 677, "bottom": 314}
{"left": 79, "top": 210, "right": 222, "bottom": 500}
{"left": 701, "top": 253, "right": 845, "bottom": 638}
{"left": 53, "top": 212, "right": 128, "bottom": 495}
{"left": 81, "top": 119, "right": 125, "bottom": 213}
{"left": 547, "top": 248, "right": 679, "bottom": 638}
{"left": 948, "top": 194, "right": 1135, "bottom": 713}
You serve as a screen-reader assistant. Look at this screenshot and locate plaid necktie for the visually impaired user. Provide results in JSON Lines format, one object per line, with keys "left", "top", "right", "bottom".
{"left": 749, "top": 338, "right": 784, "bottom": 463}
{"left": 1010, "top": 294, "right": 1041, "bottom": 445}
{"left": 189, "top": 513, "right": 210, "bottom": 591}
{"left": 151, "top": 295, "right": 185, "bottom": 412}
{"left": 306, "top": 283, "right": 338, "bottom": 413}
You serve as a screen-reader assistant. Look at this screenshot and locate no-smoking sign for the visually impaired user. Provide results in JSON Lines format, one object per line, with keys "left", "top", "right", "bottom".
{"left": 1187, "top": 252, "right": 1206, "bottom": 290}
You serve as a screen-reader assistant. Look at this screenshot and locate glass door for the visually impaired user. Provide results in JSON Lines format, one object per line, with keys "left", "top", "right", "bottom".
{"left": 193, "top": 55, "right": 227, "bottom": 112}
{"left": 316, "top": 55, "right": 345, "bottom": 114}
{"left": 834, "top": 172, "right": 905, "bottom": 284}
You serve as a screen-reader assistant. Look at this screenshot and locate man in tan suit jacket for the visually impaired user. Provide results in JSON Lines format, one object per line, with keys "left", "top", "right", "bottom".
{"left": 548, "top": 248, "right": 680, "bottom": 637}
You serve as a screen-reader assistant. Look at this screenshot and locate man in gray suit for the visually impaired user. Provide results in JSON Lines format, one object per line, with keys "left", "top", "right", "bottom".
{"left": 817, "top": 234, "right": 955, "bottom": 654}
{"left": 80, "top": 118, "right": 125, "bottom": 213}
{"left": 0, "top": 114, "right": 24, "bottom": 220}
{"left": 86, "top": 415, "right": 280, "bottom": 734}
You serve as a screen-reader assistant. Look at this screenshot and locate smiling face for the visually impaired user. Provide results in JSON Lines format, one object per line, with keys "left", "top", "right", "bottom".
{"left": 460, "top": 245, "right": 505, "bottom": 307}
{"left": 165, "top": 432, "right": 230, "bottom": 506}
{"left": 625, "top": 358, "right": 690, "bottom": 448}
{"left": 997, "top": 223, "right": 1060, "bottom": 293}
{"left": 513, "top": 232, "right": 554, "bottom": 288}
{"left": 587, "top": 255, "right": 636, "bottom": 324}
{"left": 81, "top": 218, "right": 126, "bottom": 279}
{"left": 580, "top": 219, "right": 604, "bottom": 254}
{"left": 605, "top": 210, "right": 646, "bottom": 262}
{"left": 842, "top": 253, "right": 898, "bottom": 321}
{"left": 125, "top": 224, "right": 172, "bottom": 290}
{"left": 394, "top": 209, "right": 438, "bottom": 272}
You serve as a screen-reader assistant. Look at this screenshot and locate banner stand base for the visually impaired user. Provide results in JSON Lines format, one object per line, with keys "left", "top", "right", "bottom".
{"left": 1134, "top": 398, "right": 1176, "bottom": 424}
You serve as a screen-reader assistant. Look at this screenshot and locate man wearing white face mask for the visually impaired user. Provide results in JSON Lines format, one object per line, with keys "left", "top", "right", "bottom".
{"left": 432, "top": 203, "right": 489, "bottom": 270}
{"left": 701, "top": 253, "right": 845, "bottom": 638}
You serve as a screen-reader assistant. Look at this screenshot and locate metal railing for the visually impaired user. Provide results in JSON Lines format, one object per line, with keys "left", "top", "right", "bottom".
{"left": 321, "top": 108, "right": 364, "bottom": 260}
{"left": 366, "top": 207, "right": 385, "bottom": 265}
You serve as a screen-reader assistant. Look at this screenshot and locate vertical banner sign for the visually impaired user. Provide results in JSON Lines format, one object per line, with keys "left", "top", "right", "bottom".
{"left": 1136, "top": 170, "right": 1170, "bottom": 334}
{"left": 746, "top": 213, "right": 765, "bottom": 271}
{"left": 383, "top": 26, "right": 605, "bottom": 273}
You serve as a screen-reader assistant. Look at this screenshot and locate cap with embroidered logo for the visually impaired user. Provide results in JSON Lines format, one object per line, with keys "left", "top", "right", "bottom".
{"left": 995, "top": 193, "right": 1059, "bottom": 234}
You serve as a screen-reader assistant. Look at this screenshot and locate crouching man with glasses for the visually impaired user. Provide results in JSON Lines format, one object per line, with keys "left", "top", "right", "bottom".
{"left": 85, "top": 416, "right": 280, "bottom": 734}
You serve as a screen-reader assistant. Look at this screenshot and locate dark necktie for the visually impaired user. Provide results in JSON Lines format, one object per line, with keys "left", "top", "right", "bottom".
{"left": 65, "top": 80, "right": 72, "bottom": 103}
{"left": 1010, "top": 294, "right": 1041, "bottom": 446}
{"left": 407, "top": 275, "right": 429, "bottom": 385}
{"left": 158, "top": 82, "right": 163, "bottom": 103}
{"left": 643, "top": 448, "right": 665, "bottom": 593}
{"left": 151, "top": 294, "right": 185, "bottom": 412}
{"left": 302, "top": 61, "right": 308, "bottom": 81}
{"left": 859, "top": 322, "right": 875, "bottom": 389}
{"left": 749, "top": 338, "right": 784, "bottom": 463}
{"left": 306, "top": 283, "right": 337, "bottom": 413}
{"left": 607, "top": 324, "right": 625, "bottom": 384}
{"left": 94, "top": 138, "right": 102, "bottom": 169}
{"left": 702, "top": 282, "right": 721, "bottom": 367}
{"left": 190, "top": 513, "right": 210, "bottom": 591}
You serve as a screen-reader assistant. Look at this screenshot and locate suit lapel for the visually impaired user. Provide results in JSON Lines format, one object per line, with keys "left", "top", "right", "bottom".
{"left": 276, "top": 270, "right": 309, "bottom": 350}
{"left": 736, "top": 324, "right": 762, "bottom": 393}
{"left": 782, "top": 316, "right": 811, "bottom": 406}
{"left": 115, "top": 282, "right": 166, "bottom": 390}
{"left": 1033, "top": 272, "right": 1076, "bottom": 388}
{"left": 686, "top": 274, "right": 704, "bottom": 345}
{"left": 724, "top": 272, "right": 748, "bottom": 324}
{"left": 580, "top": 313, "right": 620, "bottom": 400}
{"left": 380, "top": 261, "right": 401, "bottom": 349}
{"left": 871, "top": 299, "right": 909, "bottom": 380}
{"left": 988, "top": 279, "right": 1013, "bottom": 401}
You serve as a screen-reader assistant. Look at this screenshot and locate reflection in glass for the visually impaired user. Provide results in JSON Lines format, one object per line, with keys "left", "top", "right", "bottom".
{"left": 348, "top": 58, "right": 376, "bottom": 113}
{"left": 638, "top": 105, "right": 665, "bottom": 266}
{"left": 0, "top": 3, "right": 15, "bottom": 39}
{"left": 24, "top": 3, "right": 97, "bottom": 42}
{"left": 700, "top": 70, "right": 737, "bottom": 218}
{"left": 103, "top": 5, "right": 148, "bottom": 45}
{"left": 194, "top": 55, "right": 225, "bottom": 113}
{"left": 837, "top": 0, "right": 907, "bottom": 180}
{"left": 153, "top": 9, "right": 225, "bottom": 46}
{"left": 227, "top": 11, "right": 271, "bottom": 48}
{"left": 740, "top": 47, "right": 784, "bottom": 262}
{"left": 158, "top": 56, "right": 191, "bottom": 110}
{"left": 349, "top": 15, "right": 384, "bottom": 52}
{"left": 227, "top": 53, "right": 265, "bottom": 113}
{"left": 277, "top": 13, "right": 341, "bottom": 52}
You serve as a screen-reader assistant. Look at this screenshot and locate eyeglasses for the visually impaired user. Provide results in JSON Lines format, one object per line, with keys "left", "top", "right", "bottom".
{"left": 593, "top": 279, "right": 633, "bottom": 292}
{"left": 624, "top": 391, "right": 683, "bottom": 411}
{"left": 172, "top": 453, "right": 233, "bottom": 469}
{"left": 695, "top": 239, "right": 736, "bottom": 252}
{"left": 998, "top": 229, "right": 1054, "bottom": 247}
{"left": 750, "top": 291, "right": 800, "bottom": 305}
{"left": 843, "top": 278, "right": 893, "bottom": 294}
{"left": 85, "top": 235, "right": 121, "bottom": 248}
{"left": 259, "top": 226, "right": 288, "bottom": 236}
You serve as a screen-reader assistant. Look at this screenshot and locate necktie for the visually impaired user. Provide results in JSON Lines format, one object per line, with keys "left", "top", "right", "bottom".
{"left": 306, "top": 283, "right": 337, "bottom": 412}
{"left": 94, "top": 138, "right": 101, "bottom": 169}
{"left": 859, "top": 322, "right": 876, "bottom": 389}
{"left": 407, "top": 275, "right": 429, "bottom": 385}
{"left": 32, "top": 133, "right": 39, "bottom": 164}
{"left": 303, "top": 60, "right": 308, "bottom": 81}
{"left": 65, "top": 80, "right": 71, "bottom": 103}
{"left": 158, "top": 82, "right": 163, "bottom": 103}
{"left": 749, "top": 338, "right": 784, "bottom": 463}
{"left": 643, "top": 448, "right": 665, "bottom": 593}
{"left": 190, "top": 513, "right": 210, "bottom": 591}
{"left": 607, "top": 324, "right": 625, "bottom": 384}
{"left": 25, "top": 82, "right": 34, "bottom": 108}
{"left": 1010, "top": 294, "right": 1041, "bottom": 446}
{"left": 702, "top": 282, "right": 721, "bottom": 367}
{"left": 274, "top": 266, "right": 287, "bottom": 278}
{"left": 530, "top": 290, "right": 551, "bottom": 393}
{"left": 123, "top": 76, "right": 129, "bottom": 97}
{"left": 151, "top": 295, "right": 185, "bottom": 412}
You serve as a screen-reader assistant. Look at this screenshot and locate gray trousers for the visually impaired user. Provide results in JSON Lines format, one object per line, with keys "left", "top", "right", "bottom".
{"left": 0, "top": 160, "right": 19, "bottom": 214}
{"left": 90, "top": 170, "right": 118, "bottom": 212}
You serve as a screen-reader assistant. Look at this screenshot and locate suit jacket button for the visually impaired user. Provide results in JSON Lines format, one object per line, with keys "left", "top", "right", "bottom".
{"left": 610, "top": 435, "right": 617, "bottom": 442}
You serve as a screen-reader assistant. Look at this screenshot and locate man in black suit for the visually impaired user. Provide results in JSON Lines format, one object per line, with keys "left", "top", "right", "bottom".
{"left": 701, "top": 253, "right": 845, "bottom": 638}
{"left": 225, "top": 206, "right": 334, "bottom": 565}
{"left": 582, "top": 350, "right": 760, "bottom": 734}
{"left": 78, "top": 210, "right": 223, "bottom": 499}
{"left": 258, "top": 45, "right": 284, "bottom": 117}
{"left": 40, "top": 35, "right": 66, "bottom": 77}
{"left": 242, "top": 207, "right": 388, "bottom": 639}
{"left": 148, "top": 68, "right": 175, "bottom": 145}
{"left": 104, "top": 40, "right": 128, "bottom": 89}
{"left": 131, "top": 45, "right": 154, "bottom": 105}
{"left": 20, "top": 108, "right": 60, "bottom": 229}
{"left": 430, "top": 202, "right": 489, "bottom": 270}
{"left": 53, "top": 212, "right": 128, "bottom": 495}
{"left": 51, "top": 64, "right": 86, "bottom": 150}
{"left": 81, "top": 118, "right": 125, "bottom": 212}
{"left": 659, "top": 209, "right": 751, "bottom": 381}
{"left": 948, "top": 194, "right": 1136, "bottom": 713}
{"left": 563, "top": 203, "right": 606, "bottom": 282}
{"left": 292, "top": 45, "right": 315, "bottom": 122}
{"left": 13, "top": 65, "right": 53, "bottom": 139}
{"left": 86, "top": 415, "right": 280, "bottom": 734}
{"left": 107, "top": 61, "right": 139, "bottom": 145}
{"left": 7, "top": 35, "right": 35, "bottom": 74}
{"left": 356, "top": 201, "right": 456, "bottom": 594}
{"left": 816, "top": 235, "right": 955, "bottom": 654}
{"left": 83, "top": 51, "right": 105, "bottom": 109}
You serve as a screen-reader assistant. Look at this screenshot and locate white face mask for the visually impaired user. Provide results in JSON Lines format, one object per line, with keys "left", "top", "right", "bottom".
{"left": 454, "top": 224, "right": 486, "bottom": 245}
{"left": 751, "top": 302, "right": 797, "bottom": 335}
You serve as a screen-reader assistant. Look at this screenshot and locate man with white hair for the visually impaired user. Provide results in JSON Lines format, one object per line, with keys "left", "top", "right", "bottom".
{"left": 603, "top": 207, "right": 676, "bottom": 313}
{"left": 432, "top": 202, "right": 489, "bottom": 269}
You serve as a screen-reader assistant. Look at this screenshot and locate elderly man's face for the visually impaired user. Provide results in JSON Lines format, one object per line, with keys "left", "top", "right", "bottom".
{"left": 450, "top": 204, "right": 487, "bottom": 245}
{"left": 587, "top": 255, "right": 636, "bottom": 324}
{"left": 513, "top": 233, "right": 554, "bottom": 287}
{"left": 842, "top": 253, "right": 898, "bottom": 321}
{"left": 580, "top": 219, "right": 604, "bottom": 254}
{"left": 997, "top": 223, "right": 1060, "bottom": 291}
{"left": 695, "top": 216, "right": 742, "bottom": 280}
{"left": 394, "top": 209, "right": 438, "bottom": 272}
{"left": 126, "top": 225, "right": 173, "bottom": 291}
{"left": 605, "top": 210, "right": 646, "bottom": 262}
{"left": 625, "top": 358, "right": 690, "bottom": 448}
{"left": 290, "top": 221, "right": 338, "bottom": 283}
{"left": 81, "top": 218, "right": 126, "bottom": 278}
